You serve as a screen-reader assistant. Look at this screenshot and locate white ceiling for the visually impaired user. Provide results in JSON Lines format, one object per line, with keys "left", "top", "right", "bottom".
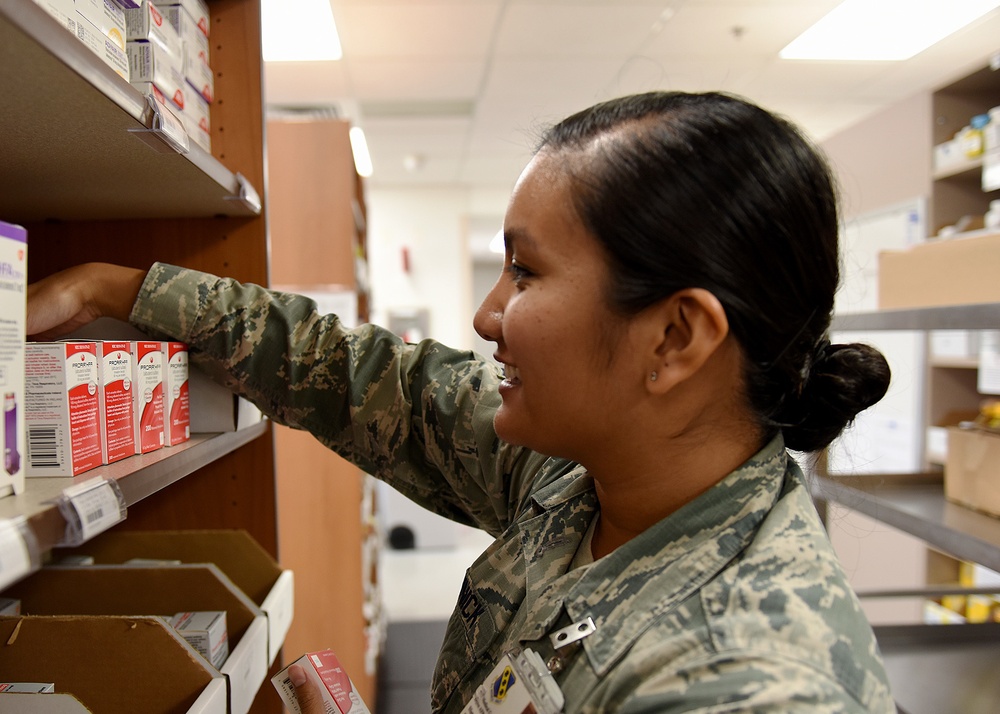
{"left": 263, "top": 0, "right": 1000, "bottom": 192}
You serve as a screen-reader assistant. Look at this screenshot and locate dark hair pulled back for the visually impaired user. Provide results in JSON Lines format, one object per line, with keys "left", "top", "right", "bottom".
{"left": 538, "top": 91, "right": 890, "bottom": 453}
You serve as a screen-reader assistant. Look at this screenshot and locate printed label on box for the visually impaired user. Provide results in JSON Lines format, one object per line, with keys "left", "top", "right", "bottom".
{"left": 132, "top": 341, "right": 164, "bottom": 454}
{"left": 98, "top": 341, "right": 135, "bottom": 463}
{"left": 273, "top": 650, "right": 372, "bottom": 714}
{"left": 25, "top": 342, "right": 103, "bottom": 477}
{"left": 0, "top": 221, "right": 26, "bottom": 496}
{"left": 163, "top": 342, "right": 189, "bottom": 446}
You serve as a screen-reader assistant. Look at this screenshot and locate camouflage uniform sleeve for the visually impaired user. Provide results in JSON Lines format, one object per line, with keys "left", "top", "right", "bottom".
{"left": 129, "top": 262, "right": 541, "bottom": 535}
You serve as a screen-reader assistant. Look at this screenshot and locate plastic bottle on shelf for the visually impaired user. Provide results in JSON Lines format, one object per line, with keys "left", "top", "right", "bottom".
{"left": 960, "top": 114, "right": 990, "bottom": 158}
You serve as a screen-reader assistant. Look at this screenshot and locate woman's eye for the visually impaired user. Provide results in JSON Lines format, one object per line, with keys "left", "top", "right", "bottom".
{"left": 507, "top": 263, "right": 532, "bottom": 282}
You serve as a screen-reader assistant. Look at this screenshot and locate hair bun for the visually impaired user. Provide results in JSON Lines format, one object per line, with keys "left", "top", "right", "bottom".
{"left": 781, "top": 342, "right": 891, "bottom": 452}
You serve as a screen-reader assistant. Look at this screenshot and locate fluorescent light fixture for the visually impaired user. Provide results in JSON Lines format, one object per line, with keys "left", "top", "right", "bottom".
{"left": 780, "top": 0, "right": 1000, "bottom": 61}
{"left": 262, "top": 0, "right": 342, "bottom": 62}
{"left": 349, "top": 127, "right": 374, "bottom": 177}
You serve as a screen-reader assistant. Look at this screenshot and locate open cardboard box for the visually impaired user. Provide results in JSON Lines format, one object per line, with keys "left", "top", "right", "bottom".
{"left": 0, "top": 615, "right": 227, "bottom": 713}
{"left": 2, "top": 565, "right": 267, "bottom": 714}
{"left": 878, "top": 231, "right": 1000, "bottom": 309}
{"left": 945, "top": 426, "right": 1000, "bottom": 518}
{"left": 52, "top": 529, "right": 293, "bottom": 665}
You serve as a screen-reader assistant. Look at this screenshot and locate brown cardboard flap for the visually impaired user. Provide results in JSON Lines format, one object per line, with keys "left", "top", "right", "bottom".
{"left": 53, "top": 530, "right": 281, "bottom": 605}
{"left": 2, "top": 565, "right": 259, "bottom": 645}
{"left": 0, "top": 616, "right": 216, "bottom": 714}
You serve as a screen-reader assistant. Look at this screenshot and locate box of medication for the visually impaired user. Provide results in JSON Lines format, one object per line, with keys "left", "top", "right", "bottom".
{"left": 163, "top": 341, "right": 190, "bottom": 446}
{"left": 127, "top": 40, "right": 185, "bottom": 110}
{"left": 132, "top": 341, "right": 164, "bottom": 454}
{"left": 74, "top": 0, "right": 127, "bottom": 50}
{"left": 72, "top": 12, "right": 130, "bottom": 80}
{"left": 0, "top": 221, "right": 26, "bottom": 497}
{"left": 182, "top": 88, "right": 210, "bottom": 152}
{"left": 161, "top": 4, "right": 209, "bottom": 70}
{"left": 272, "top": 650, "right": 372, "bottom": 714}
{"left": 25, "top": 342, "right": 103, "bottom": 478}
{"left": 124, "top": 0, "right": 184, "bottom": 57}
{"left": 97, "top": 341, "right": 135, "bottom": 464}
{"left": 158, "top": 0, "right": 208, "bottom": 37}
{"left": 169, "top": 611, "right": 229, "bottom": 670}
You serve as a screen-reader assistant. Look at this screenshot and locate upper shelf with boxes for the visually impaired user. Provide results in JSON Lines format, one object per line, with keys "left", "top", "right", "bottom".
{"left": 0, "top": 0, "right": 258, "bottom": 222}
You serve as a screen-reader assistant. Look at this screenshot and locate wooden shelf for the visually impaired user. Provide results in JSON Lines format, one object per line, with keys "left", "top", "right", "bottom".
{"left": 0, "top": 0, "right": 261, "bottom": 222}
{"left": 0, "top": 423, "right": 269, "bottom": 557}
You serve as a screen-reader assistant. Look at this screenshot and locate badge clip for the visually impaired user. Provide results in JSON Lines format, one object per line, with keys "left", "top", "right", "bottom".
{"left": 549, "top": 617, "right": 596, "bottom": 650}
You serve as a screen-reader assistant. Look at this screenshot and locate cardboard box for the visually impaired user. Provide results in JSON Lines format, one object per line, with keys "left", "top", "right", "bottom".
{"left": 945, "top": 426, "right": 1000, "bottom": 518}
{"left": 52, "top": 529, "right": 293, "bottom": 665}
{"left": 161, "top": 4, "right": 209, "bottom": 70}
{"left": 96, "top": 341, "right": 135, "bottom": 464}
{"left": 3, "top": 565, "right": 268, "bottom": 714}
{"left": 158, "top": 0, "right": 208, "bottom": 37}
{"left": 163, "top": 342, "right": 190, "bottom": 446}
{"left": 169, "top": 611, "right": 228, "bottom": 669}
{"left": 0, "top": 221, "right": 26, "bottom": 497}
{"left": 878, "top": 231, "right": 1000, "bottom": 309}
{"left": 272, "top": 650, "right": 371, "bottom": 714}
{"left": 24, "top": 342, "right": 103, "bottom": 478}
{"left": 71, "top": 13, "right": 130, "bottom": 80}
{"left": 131, "top": 340, "right": 164, "bottom": 454}
{"left": 0, "top": 616, "right": 226, "bottom": 713}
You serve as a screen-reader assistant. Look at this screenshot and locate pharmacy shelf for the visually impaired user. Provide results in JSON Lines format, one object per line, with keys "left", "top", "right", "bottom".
{"left": 813, "top": 472, "right": 1000, "bottom": 573}
{"left": 0, "top": 0, "right": 260, "bottom": 222}
{"left": 0, "top": 422, "right": 269, "bottom": 557}
{"left": 874, "top": 622, "right": 1000, "bottom": 714}
{"left": 833, "top": 302, "right": 1000, "bottom": 331}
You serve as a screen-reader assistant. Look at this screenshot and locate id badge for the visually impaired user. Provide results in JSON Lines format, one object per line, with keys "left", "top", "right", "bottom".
{"left": 461, "top": 648, "right": 564, "bottom": 714}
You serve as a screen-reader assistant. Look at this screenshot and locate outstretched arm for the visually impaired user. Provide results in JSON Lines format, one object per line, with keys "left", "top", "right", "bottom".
{"left": 26, "top": 263, "right": 146, "bottom": 340}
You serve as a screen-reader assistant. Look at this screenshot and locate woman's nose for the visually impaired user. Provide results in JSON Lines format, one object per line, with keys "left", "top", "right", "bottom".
{"left": 473, "top": 277, "right": 505, "bottom": 345}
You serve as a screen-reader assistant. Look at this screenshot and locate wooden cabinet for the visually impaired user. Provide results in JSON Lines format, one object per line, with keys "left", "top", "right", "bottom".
{"left": 267, "top": 117, "right": 378, "bottom": 705}
{"left": 0, "top": 2, "right": 284, "bottom": 711}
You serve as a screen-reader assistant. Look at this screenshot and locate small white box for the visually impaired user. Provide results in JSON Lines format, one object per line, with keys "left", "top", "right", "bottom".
{"left": 182, "top": 88, "right": 210, "bottom": 152}
{"left": 185, "top": 54, "right": 213, "bottom": 103}
{"left": 162, "top": 342, "right": 190, "bottom": 446}
{"left": 74, "top": 0, "right": 126, "bottom": 50}
{"left": 189, "top": 366, "right": 262, "bottom": 433}
{"left": 132, "top": 341, "right": 164, "bottom": 454}
{"left": 97, "top": 341, "right": 135, "bottom": 464}
{"left": 0, "top": 221, "right": 26, "bottom": 497}
{"left": 71, "top": 13, "right": 129, "bottom": 80}
{"left": 161, "top": 4, "right": 209, "bottom": 70}
{"left": 158, "top": 0, "right": 208, "bottom": 37}
{"left": 33, "top": 0, "right": 75, "bottom": 28}
{"left": 272, "top": 650, "right": 372, "bottom": 714}
{"left": 930, "top": 330, "right": 980, "bottom": 360}
{"left": 0, "top": 597, "right": 20, "bottom": 615}
{"left": 169, "top": 611, "right": 229, "bottom": 670}
{"left": 25, "top": 342, "right": 103, "bottom": 478}
{"left": 124, "top": 0, "right": 183, "bottom": 57}
{"left": 127, "top": 40, "right": 186, "bottom": 111}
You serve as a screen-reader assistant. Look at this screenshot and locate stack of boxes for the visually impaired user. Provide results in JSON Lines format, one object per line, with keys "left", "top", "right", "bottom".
{"left": 32, "top": 0, "right": 213, "bottom": 153}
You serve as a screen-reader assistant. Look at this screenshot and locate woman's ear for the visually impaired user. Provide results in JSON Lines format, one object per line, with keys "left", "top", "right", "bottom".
{"left": 646, "top": 288, "right": 729, "bottom": 393}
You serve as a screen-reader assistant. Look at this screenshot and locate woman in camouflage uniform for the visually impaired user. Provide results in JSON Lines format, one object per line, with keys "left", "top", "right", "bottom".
{"left": 28, "top": 92, "right": 895, "bottom": 713}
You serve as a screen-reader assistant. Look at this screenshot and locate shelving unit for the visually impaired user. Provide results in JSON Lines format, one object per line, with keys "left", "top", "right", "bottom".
{"left": 0, "top": 1, "right": 285, "bottom": 711}
{"left": 821, "top": 304, "right": 1000, "bottom": 714}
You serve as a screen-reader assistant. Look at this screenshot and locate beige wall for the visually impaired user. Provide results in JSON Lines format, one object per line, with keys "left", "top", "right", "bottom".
{"left": 821, "top": 91, "right": 933, "bottom": 221}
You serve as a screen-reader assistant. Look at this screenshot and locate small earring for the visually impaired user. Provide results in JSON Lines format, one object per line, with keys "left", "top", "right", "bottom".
{"left": 650, "top": 371, "right": 658, "bottom": 382}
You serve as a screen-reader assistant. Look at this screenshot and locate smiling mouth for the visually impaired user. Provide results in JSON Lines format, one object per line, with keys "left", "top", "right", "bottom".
{"left": 501, "top": 363, "right": 521, "bottom": 385}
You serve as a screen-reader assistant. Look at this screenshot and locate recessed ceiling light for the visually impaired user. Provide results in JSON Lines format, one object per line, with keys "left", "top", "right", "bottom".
{"left": 780, "top": 0, "right": 1000, "bottom": 61}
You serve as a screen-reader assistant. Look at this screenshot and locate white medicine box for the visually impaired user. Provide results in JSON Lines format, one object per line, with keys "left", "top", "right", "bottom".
{"left": 0, "top": 220, "right": 27, "bottom": 496}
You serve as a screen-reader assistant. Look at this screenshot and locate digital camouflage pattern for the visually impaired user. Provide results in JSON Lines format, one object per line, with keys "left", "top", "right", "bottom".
{"left": 132, "top": 263, "right": 896, "bottom": 713}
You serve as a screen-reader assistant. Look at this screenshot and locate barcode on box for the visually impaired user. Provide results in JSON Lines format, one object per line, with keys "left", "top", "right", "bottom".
{"left": 27, "top": 426, "right": 60, "bottom": 468}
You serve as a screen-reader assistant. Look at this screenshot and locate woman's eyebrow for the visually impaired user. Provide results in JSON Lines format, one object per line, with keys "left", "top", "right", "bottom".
{"left": 504, "top": 227, "right": 537, "bottom": 253}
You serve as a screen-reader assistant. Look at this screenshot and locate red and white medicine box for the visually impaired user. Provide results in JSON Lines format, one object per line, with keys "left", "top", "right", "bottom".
{"left": 124, "top": 0, "right": 184, "bottom": 57}
{"left": 98, "top": 341, "right": 135, "bottom": 464}
{"left": 169, "top": 611, "right": 229, "bottom": 670}
{"left": 163, "top": 341, "right": 190, "bottom": 446}
{"left": 132, "top": 341, "right": 164, "bottom": 454}
{"left": 0, "top": 220, "right": 27, "bottom": 497}
{"left": 25, "top": 342, "right": 103, "bottom": 477}
{"left": 272, "top": 650, "right": 372, "bottom": 714}
{"left": 127, "top": 40, "right": 186, "bottom": 110}
{"left": 158, "top": 0, "right": 209, "bottom": 37}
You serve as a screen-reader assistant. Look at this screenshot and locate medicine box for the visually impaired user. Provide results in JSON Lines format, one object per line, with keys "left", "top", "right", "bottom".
{"left": 0, "top": 221, "right": 26, "bottom": 497}
{"left": 127, "top": 40, "right": 186, "bottom": 110}
{"left": 72, "top": 11, "right": 130, "bottom": 80}
{"left": 124, "top": 0, "right": 184, "bottom": 57}
{"left": 158, "top": 0, "right": 208, "bottom": 37}
{"left": 182, "top": 88, "right": 211, "bottom": 152}
{"left": 163, "top": 341, "right": 190, "bottom": 446}
{"left": 74, "top": 0, "right": 126, "bottom": 51}
{"left": 24, "top": 342, "right": 103, "bottom": 478}
{"left": 97, "top": 341, "right": 135, "bottom": 464}
{"left": 161, "top": 4, "right": 209, "bottom": 70}
{"left": 132, "top": 340, "right": 164, "bottom": 454}
{"left": 272, "top": 650, "right": 372, "bottom": 714}
{"left": 169, "top": 611, "right": 229, "bottom": 670}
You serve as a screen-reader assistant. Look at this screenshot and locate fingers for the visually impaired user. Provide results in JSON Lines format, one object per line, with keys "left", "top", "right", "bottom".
{"left": 288, "top": 664, "right": 326, "bottom": 714}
